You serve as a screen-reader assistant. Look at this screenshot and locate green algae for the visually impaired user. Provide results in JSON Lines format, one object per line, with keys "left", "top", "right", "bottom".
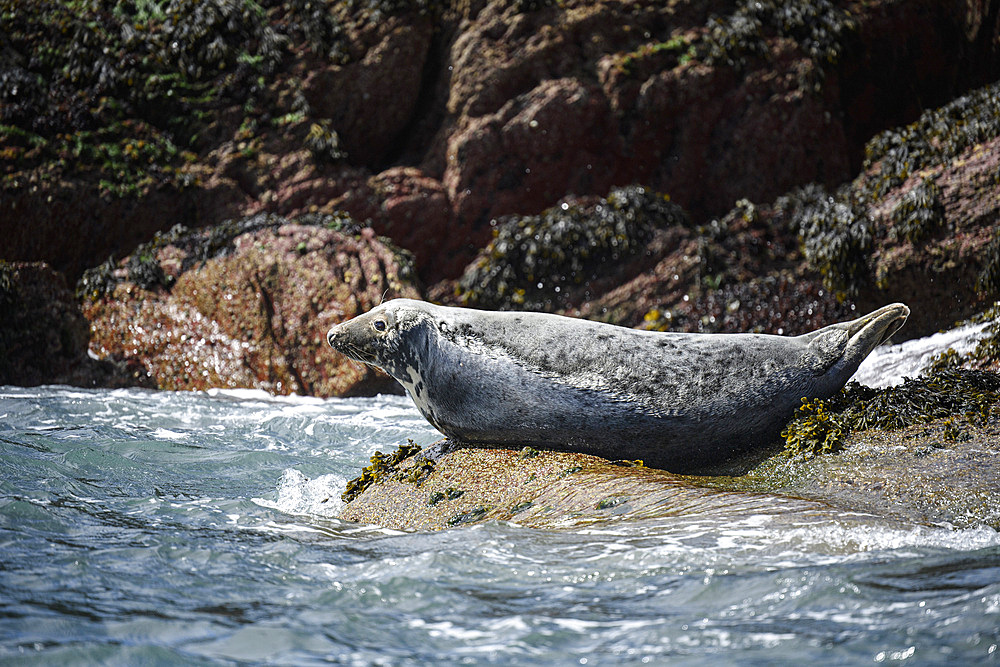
{"left": 595, "top": 496, "right": 629, "bottom": 510}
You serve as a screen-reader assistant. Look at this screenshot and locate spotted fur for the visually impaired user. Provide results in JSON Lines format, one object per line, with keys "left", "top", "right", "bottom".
{"left": 328, "top": 299, "right": 908, "bottom": 471}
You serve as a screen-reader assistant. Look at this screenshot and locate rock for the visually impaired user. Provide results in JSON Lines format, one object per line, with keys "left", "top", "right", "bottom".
{"left": 0, "top": 262, "right": 148, "bottom": 388}
{"left": 339, "top": 417, "right": 1000, "bottom": 531}
{"left": 5, "top": 0, "right": 1000, "bottom": 287}
{"left": 301, "top": 16, "right": 435, "bottom": 167}
{"left": 443, "top": 77, "right": 624, "bottom": 238}
{"left": 338, "top": 443, "right": 842, "bottom": 532}
{"left": 81, "top": 216, "right": 421, "bottom": 397}
{"left": 338, "top": 364, "right": 1000, "bottom": 531}
{"left": 367, "top": 167, "right": 462, "bottom": 278}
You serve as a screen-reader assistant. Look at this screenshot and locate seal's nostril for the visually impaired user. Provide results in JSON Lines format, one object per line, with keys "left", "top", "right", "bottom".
{"left": 327, "top": 329, "right": 337, "bottom": 348}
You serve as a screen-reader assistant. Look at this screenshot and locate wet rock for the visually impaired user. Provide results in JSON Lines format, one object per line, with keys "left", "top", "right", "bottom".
{"left": 338, "top": 360, "right": 1000, "bottom": 530}
{"left": 337, "top": 442, "right": 844, "bottom": 532}
{"left": 705, "top": 418, "right": 1000, "bottom": 529}
{"left": 81, "top": 215, "right": 421, "bottom": 397}
{"left": 339, "top": 413, "right": 1000, "bottom": 531}
{"left": 0, "top": 262, "right": 148, "bottom": 388}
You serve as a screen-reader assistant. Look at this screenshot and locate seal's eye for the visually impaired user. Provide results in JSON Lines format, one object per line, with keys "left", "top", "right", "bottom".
{"left": 372, "top": 319, "right": 387, "bottom": 333}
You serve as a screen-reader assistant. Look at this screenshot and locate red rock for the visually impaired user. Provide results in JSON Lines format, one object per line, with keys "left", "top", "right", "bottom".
{"left": 83, "top": 222, "right": 421, "bottom": 397}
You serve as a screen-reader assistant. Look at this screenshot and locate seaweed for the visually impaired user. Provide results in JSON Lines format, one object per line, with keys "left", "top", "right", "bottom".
{"left": 923, "top": 304, "right": 1000, "bottom": 374}
{"left": 447, "top": 506, "right": 487, "bottom": 526}
{"left": 889, "top": 178, "right": 945, "bottom": 243}
{"left": 782, "top": 369, "right": 1000, "bottom": 457}
{"left": 977, "top": 233, "right": 1000, "bottom": 298}
{"left": 76, "top": 211, "right": 370, "bottom": 299}
{"left": 0, "top": 0, "right": 439, "bottom": 195}
{"left": 861, "top": 82, "right": 1000, "bottom": 201}
{"left": 457, "top": 185, "right": 687, "bottom": 311}
{"left": 342, "top": 439, "right": 422, "bottom": 504}
{"left": 305, "top": 119, "right": 348, "bottom": 164}
{"left": 777, "top": 183, "right": 871, "bottom": 299}
{"left": 704, "top": 0, "right": 856, "bottom": 73}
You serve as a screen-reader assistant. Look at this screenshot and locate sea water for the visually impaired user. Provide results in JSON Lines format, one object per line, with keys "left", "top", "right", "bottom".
{"left": 2, "top": 326, "right": 999, "bottom": 664}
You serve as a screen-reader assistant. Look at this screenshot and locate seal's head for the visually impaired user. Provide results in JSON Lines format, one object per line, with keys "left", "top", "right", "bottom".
{"left": 326, "top": 299, "right": 430, "bottom": 383}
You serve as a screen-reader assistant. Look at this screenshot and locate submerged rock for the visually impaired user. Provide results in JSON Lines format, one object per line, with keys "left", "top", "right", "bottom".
{"left": 81, "top": 215, "right": 421, "bottom": 397}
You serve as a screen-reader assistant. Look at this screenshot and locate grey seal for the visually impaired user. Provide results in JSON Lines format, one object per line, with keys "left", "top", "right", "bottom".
{"left": 327, "top": 299, "right": 908, "bottom": 471}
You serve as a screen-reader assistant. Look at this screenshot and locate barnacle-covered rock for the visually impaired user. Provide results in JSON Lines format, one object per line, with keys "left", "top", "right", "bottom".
{"left": 81, "top": 213, "right": 421, "bottom": 396}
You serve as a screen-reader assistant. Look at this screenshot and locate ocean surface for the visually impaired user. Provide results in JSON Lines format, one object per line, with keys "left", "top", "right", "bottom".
{"left": 2, "top": 324, "right": 1000, "bottom": 665}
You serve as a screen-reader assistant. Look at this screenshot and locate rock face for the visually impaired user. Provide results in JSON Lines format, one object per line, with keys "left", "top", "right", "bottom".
{"left": 4, "top": 1, "right": 1000, "bottom": 285}
{"left": 0, "top": 262, "right": 146, "bottom": 388}
{"left": 82, "top": 217, "right": 421, "bottom": 396}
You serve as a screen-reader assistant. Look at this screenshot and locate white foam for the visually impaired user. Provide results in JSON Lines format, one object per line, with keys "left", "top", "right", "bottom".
{"left": 252, "top": 468, "right": 346, "bottom": 518}
{"left": 852, "top": 321, "right": 991, "bottom": 387}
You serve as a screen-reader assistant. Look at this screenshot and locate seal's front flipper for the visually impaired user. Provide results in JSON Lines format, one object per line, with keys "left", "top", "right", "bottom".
{"left": 801, "top": 303, "right": 910, "bottom": 378}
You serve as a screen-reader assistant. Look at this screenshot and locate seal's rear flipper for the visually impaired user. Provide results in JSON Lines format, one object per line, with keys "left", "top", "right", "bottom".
{"left": 802, "top": 303, "right": 910, "bottom": 378}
